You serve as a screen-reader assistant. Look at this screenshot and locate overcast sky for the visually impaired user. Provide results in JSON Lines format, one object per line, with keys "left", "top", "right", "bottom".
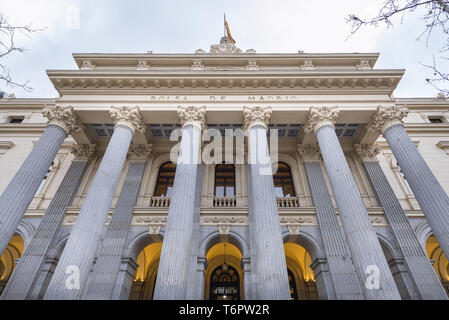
{"left": 1, "top": 0, "right": 448, "bottom": 98}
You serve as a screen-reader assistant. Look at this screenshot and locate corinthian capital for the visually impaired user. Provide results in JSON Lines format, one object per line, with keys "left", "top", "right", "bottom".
{"left": 354, "top": 143, "right": 380, "bottom": 161}
{"left": 304, "top": 107, "right": 339, "bottom": 133}
{"left": 297, "top": 144, "right": 321, "bottom": 161}
{"left": 128, "top": 144, "right": 152, "bottom": 161}
{"left": 42, "top": 105, "right": 81, "bottom": 135}
{"left": 242, "top": 106, "right": 272, "bottom": 131}
{"left": 71, "top": 144, "right": 96, "bottom": 161}
{"left": 110, "top": 106, "right": 145, "bottom": 134}
{"left": 366, "top": 106, "right": 409, "bottom": 134}
{"left": 177, "top": 105, "right": 207, "bottom": 130}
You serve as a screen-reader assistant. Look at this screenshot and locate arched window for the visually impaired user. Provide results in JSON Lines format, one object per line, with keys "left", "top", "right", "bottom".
{"left": 273, "top": 162, "right": 295, "bottom": 197}
{"left": 214, "top": 164, "right": 235, "bottom": 197}
{"left": 154, "top": 162, "right": 176, "bottom": 197}
{"left": 209, "top": 264, "right": 240, "bottom": 300}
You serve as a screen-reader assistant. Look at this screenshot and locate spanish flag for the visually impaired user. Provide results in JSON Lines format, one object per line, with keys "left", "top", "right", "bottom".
{"left": 224, "top": 14, "right": 236, "bottom": 44}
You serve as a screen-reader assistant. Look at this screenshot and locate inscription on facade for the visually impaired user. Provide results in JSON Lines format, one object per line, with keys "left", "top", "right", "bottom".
{"left": 149, "top": 95, "right": 300, "bottom": 102}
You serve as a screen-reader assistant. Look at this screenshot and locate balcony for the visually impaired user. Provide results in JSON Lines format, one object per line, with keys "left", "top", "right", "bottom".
{"left": 150, "top": 196, "right": 170, "bottom": 207}
{"left": 277, "top": 196, "right": 300, "bottom": 208}
{"left": 213, "top": 196, "right": 237, "bottom": 207}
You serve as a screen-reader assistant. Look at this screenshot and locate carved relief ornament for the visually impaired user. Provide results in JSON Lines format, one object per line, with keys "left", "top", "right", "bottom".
{"left": 354, "top": 143, "right": 380, "bottom": 162}
{"left": 41, "top": 105, "right": 82, "bottom": 135}
{"left": 71, "top": 144, "right": 96, "bottom": 161}
{"left": 242, "top": 106, "right": 272, "bottom": 131}
{"left": 304, "top": 107, "right": 339, "bottom": 133}
{"left": 128, "top": 144, "right": 153, "bottom": 161}
{"left": 109, "top": 106, "right": 145, "bottom": 134}
{"left": 177, "top": 105, "right": 207, "bottom": 130}
{"left": 297, "top": 144, "right": 321, "bottom": 161}
{"left": 366, "top": 106, "right": 409, "bottom": 134}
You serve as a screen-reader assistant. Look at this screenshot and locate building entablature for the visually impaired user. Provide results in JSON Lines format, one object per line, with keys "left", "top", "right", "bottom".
{"left": 47, "top": 69, "right": 404, "bottom": 96}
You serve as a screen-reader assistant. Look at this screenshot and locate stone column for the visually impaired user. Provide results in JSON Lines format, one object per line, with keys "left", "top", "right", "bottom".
{"left": 153, "top": 106, "right": 206, "bottom": 300}
{"left": 0, "top": 106, "right": 81, "bottom": 257}
{"left": 0, "top": 144, "right": 94, "bottom": 300}
{"left": 355, "top": 143, "right": 448, "bottom": 300}
{"left": 298, "top": 144, "right": 364, "bottom": 300}
{"left": 82, "top": 144, "right": 151, "bottom": 300}
{"left": 367, "top": 106, "right": 449, "bottom": 265}
{"left": 305, "top": 107, "right": 400, "bottom": 300}
{"left": 244, "top": 106, "right": 291, "bottom": 300}
{"left": 241, "top": 257, "right": 252, "bottom": 300}
{"left": 185, "top": 164, "right": 204, "bottom": 299}
{"left": 192, "top": 257, "right": 207, "bottom": 300}
{"left": 44, "top": 106, "right": 145, "bottom": 300}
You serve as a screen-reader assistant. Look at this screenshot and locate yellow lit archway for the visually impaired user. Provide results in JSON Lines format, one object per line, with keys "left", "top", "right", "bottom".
{"left": 0, "top": 234, "right": 24, "bottom": 295}
{"left": 426, "top": 235, "right": 449, "bottom": 296}
{"left": 129, "top": 242, "right": 162, "bottom": 300}
{"left": 205, "top": 242, "right": 243, "bottom": 300}
{"left": 284, "top": 242, "right": 318, "bottom": 300}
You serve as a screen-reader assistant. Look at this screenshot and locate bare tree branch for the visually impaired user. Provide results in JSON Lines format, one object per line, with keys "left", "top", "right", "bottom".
{"left": 347, "top": 0, "right": 449, "bottom": 97}
{"left": 0, "top": 12, "right": 43, "bottom": 92}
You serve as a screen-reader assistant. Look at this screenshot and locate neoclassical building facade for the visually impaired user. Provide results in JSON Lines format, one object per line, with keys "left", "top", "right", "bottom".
{"left": 0, "top": 37, "right": 449, "bottom": 300}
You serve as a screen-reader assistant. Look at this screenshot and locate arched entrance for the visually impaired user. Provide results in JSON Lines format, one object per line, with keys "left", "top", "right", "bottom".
{"left": 129, "top": 242, "right": 162, "bottom": 300}
{"left": 284, "top": 243, "right": 318, "bottom": 300}
{"left": 205, "top": 242, "right": 243, "bottom": 300}
{"left": 426, "top": 235, "right": 449, "bottom": 296}
{"left": 0, "top": 234, "right": 24, "bottom": 295}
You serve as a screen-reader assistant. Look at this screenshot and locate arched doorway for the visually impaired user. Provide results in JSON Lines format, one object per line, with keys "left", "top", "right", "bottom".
{"left": 129, "top": 242, "right": 162, "bottom": 300}
{"left": 0, "top": 234, "right": 24, "bottom": 295}
{"left": 426, "top": 235, "right": 449, "bottom": 296}
{"left": 284, "top": 243, "right": 318, "bottom": 300}
{"left": 205, "top": 242, "right": 243, "bottom": 300}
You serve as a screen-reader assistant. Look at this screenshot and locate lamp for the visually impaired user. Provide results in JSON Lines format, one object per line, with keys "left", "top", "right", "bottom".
{"left": 222, "top": 243, "right": 228, "bottom": 272}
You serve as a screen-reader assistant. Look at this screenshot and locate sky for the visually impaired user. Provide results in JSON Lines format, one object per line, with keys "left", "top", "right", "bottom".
{"left": 1, "top": 0, "right": 448, "bottom": 98}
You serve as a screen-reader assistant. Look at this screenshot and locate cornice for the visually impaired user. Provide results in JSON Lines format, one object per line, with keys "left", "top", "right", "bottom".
{"left": 0, "top": 124, "right": 47, "bottom": 134}
{"left": 47, "top": 70, "right": 404, "bottom": 97}
{"left": 72, "top": 52, "right": 380, "bottom": 68}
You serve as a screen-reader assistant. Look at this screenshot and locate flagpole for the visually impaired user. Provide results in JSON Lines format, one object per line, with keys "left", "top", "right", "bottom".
{"left": 224, "top": 13, "right": 226, "bottom": 37}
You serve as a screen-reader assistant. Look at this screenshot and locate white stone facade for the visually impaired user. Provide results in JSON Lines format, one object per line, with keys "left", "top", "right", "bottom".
{"left": 0, "top": 37, "right": 449, "bottom": 300}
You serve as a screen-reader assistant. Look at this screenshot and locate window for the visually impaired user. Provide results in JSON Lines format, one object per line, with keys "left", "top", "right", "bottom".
{"left": 214, "top": 164, "right": 235, "bottom": 197}
{"left": 429, "top": 117, "right": 443, "bottom": 123}
{"left": 35, "top": 162, "right": 54, "bottom": 196}
{"left": 273, "top": 162, "right": 295, "bottom": 197}
{"left": 9, "top": 117, "right": 24, "bottom": 124}
{"left": 154, "top": 162, "right": 176, "bottom": 197}
{"left": 209, "top": 264, "right": 240, "bottom": 300}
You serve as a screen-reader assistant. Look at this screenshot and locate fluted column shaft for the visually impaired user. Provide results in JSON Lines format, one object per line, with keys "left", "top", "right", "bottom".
{"left": 1, "top": 159, "right": 88, "bottom": 300}
{"left": 383, "top": 124, "right": 449, "bottom": 262}
{"left": 185, "top": 164, "right": 203, "bottom": 299}
{"left": 247, "top": 125, "right": 290, "bottom": 300}
{"left": 82, "top": 160, "right": 146, "bottom": 300}
{"left": 316, "top": 125, "right": 400, "bottom": 299}
{"left": 44, "top": 125, "right": 134, "bottom": 299}
{"left": 303, "top": 161, "right": 364, "bottom": 299}
{"left": 0, "top": 125, "right": 67, "bottom": 256}
{"left": 153, "top": 124, "right": 202, "bottom": 300}
{"left": 363, "top": 160, "right": 448, "bottom": 299}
